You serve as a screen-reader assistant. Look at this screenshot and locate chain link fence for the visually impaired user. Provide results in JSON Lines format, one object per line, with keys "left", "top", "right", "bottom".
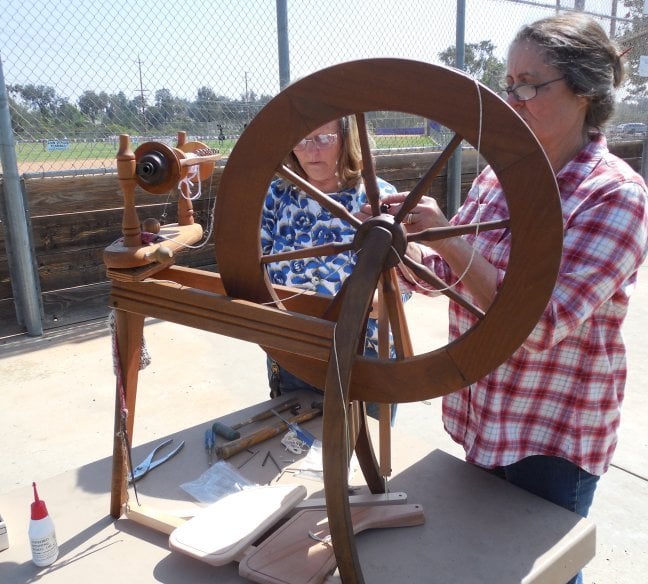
{"left": 1, "top": 0, "right": 646, "bottom": 176}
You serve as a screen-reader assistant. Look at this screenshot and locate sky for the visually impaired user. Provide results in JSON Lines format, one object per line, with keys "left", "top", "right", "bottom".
{"left": 0, "top": 0, "right": 630, "bottom": 104}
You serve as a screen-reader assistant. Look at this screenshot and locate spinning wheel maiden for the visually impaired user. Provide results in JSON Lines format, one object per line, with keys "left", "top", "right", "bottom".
{"left": 215, "top": 59, "right": 563, "bottom": 583}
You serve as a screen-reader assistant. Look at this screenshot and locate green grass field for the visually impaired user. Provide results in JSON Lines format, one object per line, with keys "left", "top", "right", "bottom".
{"left": 12, "top": 135, "right": 443, "bottom": 172}
{"left": 14, "top": 139, "right": 238, "bottom": 164}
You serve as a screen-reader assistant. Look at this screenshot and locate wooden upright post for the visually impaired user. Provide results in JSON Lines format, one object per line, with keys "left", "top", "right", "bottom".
{"left": 116, "top": 135, "right": 141, "bottom": 248}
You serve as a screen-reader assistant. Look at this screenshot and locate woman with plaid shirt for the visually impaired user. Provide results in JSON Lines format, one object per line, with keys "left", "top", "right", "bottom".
{"left": 378, "top": 15, "right": 648, "bottom": 583}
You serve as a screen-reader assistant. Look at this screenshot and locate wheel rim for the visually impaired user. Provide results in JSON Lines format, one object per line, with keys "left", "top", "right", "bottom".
{"left": 215, "top": 58, "right": 563, "bottom": 404}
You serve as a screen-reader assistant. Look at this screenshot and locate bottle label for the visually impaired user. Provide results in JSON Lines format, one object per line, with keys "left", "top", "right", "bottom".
{"left": 31, "top": 533, "right": 58, "bottom": 564}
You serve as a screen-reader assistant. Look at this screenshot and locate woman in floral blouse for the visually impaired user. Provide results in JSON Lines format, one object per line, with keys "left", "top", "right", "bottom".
{"left": 261, "top": 116, "right": 403, "bottom": 420}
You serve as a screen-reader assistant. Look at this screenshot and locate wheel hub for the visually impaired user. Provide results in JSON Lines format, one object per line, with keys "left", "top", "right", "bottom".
{"left": 353, "top": 214, "right": 408, "bottom": 269}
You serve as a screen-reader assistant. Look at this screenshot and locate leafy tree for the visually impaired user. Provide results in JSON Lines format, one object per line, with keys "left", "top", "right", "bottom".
{"left": 438, "top": 40, "right": 506, "bottom": 91}
{"left": 78, "top": 90, "right": 109, "bottom": 123}
{"left": 57, "top": 101, "right": 86, "bottom": 130}
{"left": 617, "top": 0, "right": 648, "bottom": 100}
{"left": 193, "top": 86, "right": 226, "bottom": 123}
{"left": 131, "top": 94, "right": 149, "bottom": 131}
{"left": 13, "top": 84, "right": 60, "bottom": 116}
{"left": 155, "top": 88, "right": 179, "bottom": 123}
{"left": 106, "top": 92, "right": 138, "bottom": 125}
{"left": 6, "top": 95, "right": 30, "bottom": 134}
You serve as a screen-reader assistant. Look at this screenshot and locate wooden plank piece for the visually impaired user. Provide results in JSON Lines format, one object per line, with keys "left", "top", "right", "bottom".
{"left": 125, "top": 504, "right": 189, "bottom": 535}
{"left": 239, "top": 504, "right": 425, "bottom": 584}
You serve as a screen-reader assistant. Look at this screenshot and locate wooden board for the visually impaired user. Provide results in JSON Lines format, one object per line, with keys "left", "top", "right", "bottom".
{"left": 239, "top": 504, "right": 425, "bottom": 584}
{"left": 169, "top": 484, "right": 307, "bottom": 566}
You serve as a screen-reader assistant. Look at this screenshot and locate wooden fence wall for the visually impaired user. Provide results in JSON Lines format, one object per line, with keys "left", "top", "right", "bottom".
{"left": 0, "top": 141, "right": 644, "bottom": 338}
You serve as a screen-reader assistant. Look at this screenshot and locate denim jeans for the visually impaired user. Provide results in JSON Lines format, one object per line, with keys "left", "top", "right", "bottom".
{"left": 489, "top": 455, "right": 599, "bottom": 584}
{"left": 265, "top": 357, "right": 397, "bottom": 424}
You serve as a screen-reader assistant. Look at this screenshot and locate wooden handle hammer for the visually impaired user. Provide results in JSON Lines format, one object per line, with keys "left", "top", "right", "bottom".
{"left": 215, "top": 407, "right": 323, "bottom": 460}
{"left": 212, "top": 397, "right": 300, "bottom": 441}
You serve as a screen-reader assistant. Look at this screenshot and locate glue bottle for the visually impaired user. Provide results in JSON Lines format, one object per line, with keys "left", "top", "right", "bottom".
{"left": 28, "top": 482, "right": 58, "bottom": 567}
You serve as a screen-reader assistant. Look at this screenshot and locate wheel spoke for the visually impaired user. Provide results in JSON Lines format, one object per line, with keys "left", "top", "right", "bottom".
{"left": 260, "top": 242, "right": 355, "bottom": 264}
{"left": 402, "top": 254, "right": 485, "bottom": 319}
{"left": 376, "top": 281, "right": 392, "bottom": 479}
{"left": 355, "top": 113, "right": 382, "bottom": 217}
{"left": 409, "top": 218, "right": 510, "bottom": 244}
{"left": 277, "top": 164, "right": 361, "bottom": 227}
{"left": 394, "top": 133, "right": 464, "bottom": 224}
{"left": 381, "top": 268, "right": 414, "bottom": 359}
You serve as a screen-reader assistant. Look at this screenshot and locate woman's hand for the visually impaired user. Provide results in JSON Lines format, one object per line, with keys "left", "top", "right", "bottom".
{"left": 360, "top": 193, "right": 450, "bottom": 236}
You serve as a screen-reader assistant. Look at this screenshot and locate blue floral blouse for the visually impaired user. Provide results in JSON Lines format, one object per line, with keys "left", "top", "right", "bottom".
{"left": 261, "top": 177, "right": 406, "bottom": 356}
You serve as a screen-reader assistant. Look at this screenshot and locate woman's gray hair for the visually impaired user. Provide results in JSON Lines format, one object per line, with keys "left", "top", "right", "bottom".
{"left": 513, "top": 12, "right": 625, "bottom": 130}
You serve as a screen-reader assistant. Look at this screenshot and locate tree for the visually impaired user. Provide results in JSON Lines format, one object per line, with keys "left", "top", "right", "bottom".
{"left": 438, "top": 40, "right": 506, "bottom": 91}
{"left": 192, "top": 86, "right": 225, "bottom": 123}
{"left": 57, "top": 101, "right": 86, "bottom": 131}
{"left": 617, "top": 0, "right": 648, "bottom": 100}
{"left": 106, "top": 92, "right": 137, "bottom": 125}
{"left": 155, "top": 88, "right": 178, "bottom": 123}
{"left": 78, "top": 90, "right": 110, "bottom": 124}
{"left": 14, "top": 84, "right": 60, "bottom": 116}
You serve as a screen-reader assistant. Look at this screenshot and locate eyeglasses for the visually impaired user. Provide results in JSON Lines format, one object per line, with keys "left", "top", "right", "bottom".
{"left": 293, "top": 133, "right": 338, "bottom": 152}
{"left": 500, "top": 76, "right": 565, "bottom": 102}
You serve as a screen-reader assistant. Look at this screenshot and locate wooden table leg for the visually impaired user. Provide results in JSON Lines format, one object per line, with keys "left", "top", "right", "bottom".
{"left": 110, "top": 309, "right": 145, "bottom": 518}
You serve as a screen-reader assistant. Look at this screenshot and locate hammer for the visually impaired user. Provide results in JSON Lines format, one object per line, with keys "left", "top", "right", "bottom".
{"left": 215, "top": 406, "right": 323, "bottom": 460}
{"left": 211, "top": 397, "right": 301, "bottom": 441}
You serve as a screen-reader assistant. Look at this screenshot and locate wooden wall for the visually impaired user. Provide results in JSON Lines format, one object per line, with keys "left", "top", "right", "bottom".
{"left": 0, "top": 141, "right": 643, "bottom": 338}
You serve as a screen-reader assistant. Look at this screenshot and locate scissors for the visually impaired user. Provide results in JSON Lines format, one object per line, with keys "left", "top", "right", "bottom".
{"left": 129, "top": 438, "right": 185, "bottom": 483}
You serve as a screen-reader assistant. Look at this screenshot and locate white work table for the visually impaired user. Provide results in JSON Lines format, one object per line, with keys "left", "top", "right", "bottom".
{"left": 0, "top": 393, "right": 594, "bottom": 583}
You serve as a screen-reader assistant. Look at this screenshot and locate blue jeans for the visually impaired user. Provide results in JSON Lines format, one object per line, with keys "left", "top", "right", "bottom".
{"left": 489, "top": 455, "right": 599, "bottom": 584}
{"left": 266, "top": 357, "right": 397, "bottom": 424}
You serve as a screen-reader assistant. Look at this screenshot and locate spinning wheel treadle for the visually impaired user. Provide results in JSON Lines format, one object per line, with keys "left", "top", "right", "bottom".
{"left": 215, "top": 59, "right": 563, "bottom": 583}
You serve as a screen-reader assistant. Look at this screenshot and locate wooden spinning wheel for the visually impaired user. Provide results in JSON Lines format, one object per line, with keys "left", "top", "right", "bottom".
{"left": 214, "top": 59, "right": 563, "bottom": 583}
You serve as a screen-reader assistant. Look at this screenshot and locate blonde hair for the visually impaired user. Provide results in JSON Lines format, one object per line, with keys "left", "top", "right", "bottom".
{"left": 285, "top": 116, "right": 363, "bottom": 190}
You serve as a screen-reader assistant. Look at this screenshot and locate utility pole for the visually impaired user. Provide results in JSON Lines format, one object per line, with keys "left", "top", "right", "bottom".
{"left": 137, "top": 55, "right": 148, "bottom": 132}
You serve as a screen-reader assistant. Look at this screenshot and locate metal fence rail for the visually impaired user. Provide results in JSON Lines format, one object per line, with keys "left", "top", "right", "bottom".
{"left": 1, "top": 0, "right": 645, "bottom": 176}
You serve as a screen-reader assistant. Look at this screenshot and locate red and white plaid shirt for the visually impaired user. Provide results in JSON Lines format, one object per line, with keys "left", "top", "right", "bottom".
{"left": 420, "top": 134, "right": 648, "bottom": 475}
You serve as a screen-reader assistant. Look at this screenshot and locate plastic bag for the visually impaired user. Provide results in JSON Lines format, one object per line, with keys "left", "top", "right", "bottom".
{"left": 180, "top": 459, "right": 257, "bottom": 504}
{"left": 295, "top": 439, "right": 357, "bottom": 483}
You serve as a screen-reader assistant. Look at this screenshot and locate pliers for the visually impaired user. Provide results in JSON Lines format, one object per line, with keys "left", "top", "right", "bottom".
{"left": 129, "top": 438, "right": 185, "bottom": 483}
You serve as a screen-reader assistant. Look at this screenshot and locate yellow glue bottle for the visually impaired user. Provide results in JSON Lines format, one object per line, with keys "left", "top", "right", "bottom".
{"left": 28, "top": 482, "right": 58, "bottom": 567}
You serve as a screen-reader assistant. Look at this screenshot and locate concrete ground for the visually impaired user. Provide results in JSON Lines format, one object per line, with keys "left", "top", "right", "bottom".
{"left": 0, "top": 267, "right": 647, "bottom": 583}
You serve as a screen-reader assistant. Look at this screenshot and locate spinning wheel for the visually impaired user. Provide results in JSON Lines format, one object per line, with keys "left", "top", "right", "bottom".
{"left": 215, "top": 59, "right": 563, "bottom": 583}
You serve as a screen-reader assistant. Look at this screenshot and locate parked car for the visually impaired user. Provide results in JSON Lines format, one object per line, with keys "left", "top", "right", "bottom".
{"left": 610, "top": 122, "right": 648, "bottom": 138}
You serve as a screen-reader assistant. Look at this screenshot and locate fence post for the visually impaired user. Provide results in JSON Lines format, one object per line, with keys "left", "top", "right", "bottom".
{"left": 447, "top": 0, "right": 466, "bottom": 217}
{"left": 276, "top": 0, "right": 291, "bottom": 90}
{"left": 0, "top": 56, "right": 43, "bottom": 336}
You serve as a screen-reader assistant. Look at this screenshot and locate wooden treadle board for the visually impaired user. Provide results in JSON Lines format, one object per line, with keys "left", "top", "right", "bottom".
{"left": 239, "top": 503, "right": 425, "bottom": 584}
